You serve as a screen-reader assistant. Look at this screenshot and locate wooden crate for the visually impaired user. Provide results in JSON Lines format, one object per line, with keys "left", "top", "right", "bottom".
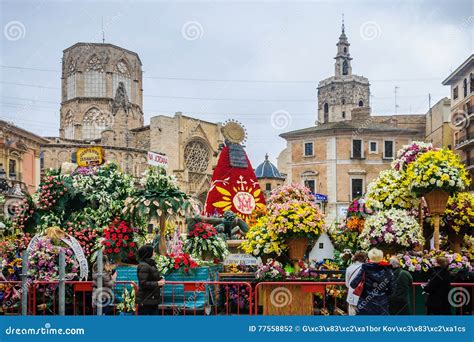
{"left": 261, "top": 284, "right": 314, "bottom": 315}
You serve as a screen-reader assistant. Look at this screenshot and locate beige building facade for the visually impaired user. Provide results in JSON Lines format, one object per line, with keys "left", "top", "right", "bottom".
{"left": 442, "top": 54, "right": 474, "bottom": 192}
{"left": 425, "top": 97, "right": 453, "bottom": 149}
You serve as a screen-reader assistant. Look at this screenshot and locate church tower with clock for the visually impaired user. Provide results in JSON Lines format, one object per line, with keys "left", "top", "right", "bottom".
{"left": 317, "top": 20, "right": 371, "bottom": 124}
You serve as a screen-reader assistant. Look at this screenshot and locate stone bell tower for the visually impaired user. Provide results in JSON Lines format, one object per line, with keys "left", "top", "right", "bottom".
{"left": 317, "top": 18, "right": 371, "bottom": 124}
{"left": 59, "top": 43, "right": 144, "bottom": 147}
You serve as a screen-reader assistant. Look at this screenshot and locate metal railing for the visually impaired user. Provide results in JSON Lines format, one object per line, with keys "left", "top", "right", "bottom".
{"left": 1, "top": 280, "right": 472, "bottom": 316}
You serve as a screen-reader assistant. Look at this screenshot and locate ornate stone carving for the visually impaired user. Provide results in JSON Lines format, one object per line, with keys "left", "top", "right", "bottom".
{"left": 112, "top": 82, "right": 132, "bottom": 115}
{"left": 184, "top": 140, "right": 210, "bottom": 173}
{"left": 86, "top": 54, "right": 105, "bottom": 72}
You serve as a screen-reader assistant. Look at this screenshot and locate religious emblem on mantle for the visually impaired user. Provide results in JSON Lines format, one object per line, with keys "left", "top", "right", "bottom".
{"left": 204, "top": 120, "right": 266, "bottom": 222}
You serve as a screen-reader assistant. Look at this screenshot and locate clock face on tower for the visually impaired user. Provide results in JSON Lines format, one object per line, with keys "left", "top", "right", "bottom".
{"left": 116, "top": 61, "right": 128, "bottom": 74}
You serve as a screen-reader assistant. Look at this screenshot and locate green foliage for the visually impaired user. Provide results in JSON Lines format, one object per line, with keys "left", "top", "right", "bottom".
{"left": 124, "top": 167, "right": 189, "bottom": 224}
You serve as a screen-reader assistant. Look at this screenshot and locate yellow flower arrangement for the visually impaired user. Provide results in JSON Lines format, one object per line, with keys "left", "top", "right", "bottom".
{"left": 240, "top": 216, "right": 286, "bottom": 257}
{"left": 365, "top": 169, "right": 419, "bottom": 210}
{"left": 405, "top": 149, "right": 470, "bottom": 196}
{"left": 441, "top": 192, "right": 474, "bottom": 235}
{"left": 268, "top": 200, "right": 324, "bottom": 239}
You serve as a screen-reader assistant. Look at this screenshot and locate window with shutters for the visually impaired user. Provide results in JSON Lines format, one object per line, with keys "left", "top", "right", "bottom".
{"left": 352, "top": 139, "right": 363, "bottom": 159}
{"left": 383, "top": 140, "right": 394, "bottom": 159}
{"left": 304, "top": 142, "right": 314, "bottom": 156}
{"left": 351, "top": 178, "right": 363, "bottom": 200}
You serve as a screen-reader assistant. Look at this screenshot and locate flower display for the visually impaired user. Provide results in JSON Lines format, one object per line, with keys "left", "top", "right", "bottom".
{"left": 116, "top": 287, "right": 136, "bottom": 314}
{"left": 267, "top": 200, "right": 324, "bottom": 239}
{"left": 11, "top": 195, "right": 37, "bottom": 233}
{"left": 365, "top": 169, "right": 419, "bottom": 211}
{"left": 28, "top": 237, "right": 79, "bottom": 282}
{"left": 65, "top": 220, "right": 99, "bottom": 257}
{"left": 327, "top": 221, "right": 360, "bottom": 252}
{"left": 441, "top": 192, "right": 474, "bottom": 235}
{"left": 125, "top": 167, "right": 188, "bottom": 221}
{"left": 101, "top": 219, "right": 138, "bottom": 263}
{"left": 266, "top": 183, "right": 314, "bottom": 209}
{"left": 392, "top": 141, "right": 434, "bottom": 171}
{"left": 397, "top": 250, "right": 472, "bottom": 273}
{"left": 183, "top": 222, "right": 229, "bottom": 261}
{"left": 360, "top": 208, "right": 424, "bottom": 251}
{"left": 71, "top": 166, "right": 98, "bottom": 176}
{"left": 37, "top": 174, "right": 72, "bottom": 211}
{"left": 155, "top": 253, "right": 199, "bottom": 275}
{"left": 124, "top": 167, "right": 188, "bottom": 253}
{"left": 73, "top": 163, "right": 135, "bottom": 226}
{"left": 347, "top": 197, "right": 373, "bottom": 218}
{"left": 240, "top": 215, "right": 286, "bottom": 257}
{"left": 255, "top": 259, "right": 287, "bottom": 281}
{"left": 405, "top": 149, "right": 470, "bottom": 196}
{"left": 345, "top": 217, "right": 365, "bottom": 233}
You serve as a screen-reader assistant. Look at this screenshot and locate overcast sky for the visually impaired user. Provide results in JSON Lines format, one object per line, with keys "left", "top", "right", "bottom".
{"left": 0, "top": 0, "right": 472, "bottom": 166}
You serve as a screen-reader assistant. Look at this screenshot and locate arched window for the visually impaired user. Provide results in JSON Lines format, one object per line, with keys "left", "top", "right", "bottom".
{"left": 342, "top": 60, "right": 349, "bottom": 75}
{"left": 184, "top": 140, "right": 210, "bottom": 173}
{"left": 323, "top": 103, "right": 329, "bottom": 123}
{"left": 113, "top": 60, "right": 131, "bottom": 98}
{"left": 64, "top": 111, "right": 75, "bottom": 139}
{"left": 463, "top": 78, "right": 468, "bottom": 97}
{"left": 66, "top": 74, "right": 76, "bottom": 100}
{"left": 358, "top": 100, "right": 364, "bottom": 107}
{"left": 341, "top": 98, "right": 345, "bottom": 105}
{"left": 82, "top": 107, "right": 111, "bottom": 140}
{"left": 65, "top": 58, "right": 76, "bottom": 100}
{"left": 85, "top": 54, "right": 106, "bottom": 97}
{"left": 343, "top": 47, "right": 347, "bottom": 53}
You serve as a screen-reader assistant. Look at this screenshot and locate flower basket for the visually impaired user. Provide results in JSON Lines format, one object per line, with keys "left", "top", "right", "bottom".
{"left": 424, "top": 189, "right": 449, "bottom": 215}
{"left": 287, "top": 237, "right": 308, "bottom": 260}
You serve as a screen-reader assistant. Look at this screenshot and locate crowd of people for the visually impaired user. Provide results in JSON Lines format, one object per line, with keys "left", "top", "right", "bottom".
{"left": 91, "top": 245, "right": 455, "bottom": 315}
{"left": 345, "top": 248, "right": 453, "bottom": 315}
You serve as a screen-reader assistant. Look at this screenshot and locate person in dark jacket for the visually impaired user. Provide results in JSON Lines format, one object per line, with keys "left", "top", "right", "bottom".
{"left": 350, "top": 248, "right": 396, "bottom": 315}
{"left": 423, "top": 256, "right": 451, "bottom": 315}
{"left": 388, "top": 256, "right": 413, "bottom": 315}
{"left": 92, "top": 255, "right": 116, "bottom": 315}
{"left": 137, "top": 245, "right": 165, "bottom": 315}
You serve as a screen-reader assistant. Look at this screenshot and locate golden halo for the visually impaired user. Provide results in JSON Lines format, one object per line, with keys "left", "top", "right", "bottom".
{"left": 221, "top": 120, "right": 247, "bottom": 144}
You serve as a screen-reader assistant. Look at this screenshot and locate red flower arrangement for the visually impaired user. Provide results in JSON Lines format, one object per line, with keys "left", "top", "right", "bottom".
{"left": 156, "top": 253, "right": 199, "bottom": 275}
{"left": 65, "top": 221, "right": 99, "bottom": 257}
{"left": 101, "top": 219, "right": 138, "bottom": 263}
{"left": 169, "top": 253, "right": 199, "bottom": 272}
{"left": 188, "top": 222, "right": 217, "bottom": 239}
{"left": 11, "top": 196, "right": 36, "bottom": 232}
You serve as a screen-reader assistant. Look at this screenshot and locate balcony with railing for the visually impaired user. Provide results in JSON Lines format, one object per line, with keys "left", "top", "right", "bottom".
{"left": 455, "top": 130, "right": 474, "bottom": 150}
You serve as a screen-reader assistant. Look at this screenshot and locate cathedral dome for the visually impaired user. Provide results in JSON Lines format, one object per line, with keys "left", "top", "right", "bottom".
{"left": 255, "top": 154, "right": 284, "bottom": 180}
